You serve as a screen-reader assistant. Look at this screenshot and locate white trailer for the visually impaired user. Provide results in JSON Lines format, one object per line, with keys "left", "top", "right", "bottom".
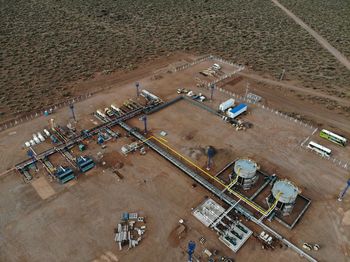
{"left": 96, "top": 110, "right": 106, "bottom": 118}
{"left": 212, "top": 63, "right": 221, "bottom": 70}
{"left": 111, "top": 104, "right": 123, "bottom": 115}
{"left": 219, "top": 99, "right": 235, "bottom": 112}
{"left": 141, "top": 90, "right": 160, "bottom": 102}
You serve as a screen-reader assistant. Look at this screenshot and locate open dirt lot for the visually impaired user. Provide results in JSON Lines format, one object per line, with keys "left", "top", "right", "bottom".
{"left": 0, "top": 58, "right": 349, "bottom": 262}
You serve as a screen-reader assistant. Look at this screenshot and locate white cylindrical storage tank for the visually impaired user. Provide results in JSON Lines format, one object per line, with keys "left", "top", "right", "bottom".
{"left": 233, "top": 159, "right": 259, "bottom": 190}
{"left": 270, "top": 180, "right": 299, "bottom": 216}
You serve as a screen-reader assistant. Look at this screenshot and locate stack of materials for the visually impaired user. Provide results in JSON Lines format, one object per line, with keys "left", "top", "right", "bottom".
{"left": 114, "top": 212, "right": 146, "bottom": 251}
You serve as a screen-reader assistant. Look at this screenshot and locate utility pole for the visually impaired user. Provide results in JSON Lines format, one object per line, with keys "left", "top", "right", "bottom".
{"left": 338, "top": 179, "right": 350, "bottom": 201}
{"left": 140, "top": 115, "right": 147, "bottom": 134}
{"left": 27, "top": 148, "right": 38, "bottom": 171}
{"left": 279, "top": 68, "right": 286, "bottom": 81}
{"left": 245, "top": 82, "right": 250, "bottom": 100}
{"left": 206, "top": 146, "right": 215, "bottom": 171}
{"left": 69, "top": 103, "right": 76, "bottom": 122}
{"left": 210, "top": 84, "right": 215, "bottom": 101}
{"left": 136, "top": 82, "right": 140, "bottom": 97}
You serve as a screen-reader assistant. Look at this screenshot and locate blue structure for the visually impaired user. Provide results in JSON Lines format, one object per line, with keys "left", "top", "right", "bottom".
{"left": 27, "top": 149, "right": 38, "bottom": 171}
{"left": 187, "top": 241, "right": 196, "bottom": 262}
{"left": 50, "top": 134, "right": 58, "bottom": 144}
{"left": 76, "top": 156, "right": 95, "bottom": 173}
{"left": 207, "top": 146, "right": 215, "bottom": 170}
{"left": 227, "top": 103, "right": 248, "bottom": 119}
{"left": 55, "top": 166, "right": 75, "bottom": 184}
{"left": 78, "top": 144, "right": 86, "bottom": 151}
{"left": 97, "top": 135, "right": 104, "bottom": 144}
{"left": 338, "top": 179, "right": 350, "bottom": 201}
{"left": 121, "top": 212, "right": 129, "bottom": 221}
{"left": 81, "top": 129, "right": 91, "bottom": 138}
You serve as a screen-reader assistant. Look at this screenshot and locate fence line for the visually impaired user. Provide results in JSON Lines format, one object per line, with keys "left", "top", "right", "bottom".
{"left": 0, "top": 93, "right": 93, "bottom": 132}
{"left": 1, "top": 53, "right": 225, "bottom": 132}
{"left": 173, "top": 54, "right": 244, "bottom": 73}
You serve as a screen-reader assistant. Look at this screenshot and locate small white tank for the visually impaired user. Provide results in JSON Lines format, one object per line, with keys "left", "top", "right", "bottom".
{"left": 37, "top": 132, "right": 45, "bottom": 142}
{"left": 33, "top": 134, "right": 40, "bottom": 144}
{"left": 96, "top": 110, "right": 106, "bottom": 118}
{"left": 24, "top": 141, "right": 31, "bottom": 147}
{"left": 43, "top": 129, "right": 50, "bottom": 137}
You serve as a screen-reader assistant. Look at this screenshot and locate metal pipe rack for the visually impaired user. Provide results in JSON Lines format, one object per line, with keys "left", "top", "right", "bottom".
{"left": 119, "top": 121, "right": 255, "bottom": 219}
{"left": 15, "top": 104, "right": 158, "bottom": 171}
{"left": 119, "top": 121, "right": 317, "bottom": 262}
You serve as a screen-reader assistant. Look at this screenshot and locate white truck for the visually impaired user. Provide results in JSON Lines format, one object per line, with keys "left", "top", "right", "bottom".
{"left": 212, "top": 63, "right": 221, "bottom": 71}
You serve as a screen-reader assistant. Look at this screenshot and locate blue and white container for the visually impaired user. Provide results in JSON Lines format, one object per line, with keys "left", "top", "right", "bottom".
{"left": 227, "top": 104, "right": 247, "bottom": 119}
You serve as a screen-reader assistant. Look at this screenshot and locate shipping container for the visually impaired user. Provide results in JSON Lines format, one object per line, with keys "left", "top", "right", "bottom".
{"left": 227, "top": 104, "right": 247, "bottom": 119}
{"left": 219, "top": 98, "right": 235, "bottom": 112}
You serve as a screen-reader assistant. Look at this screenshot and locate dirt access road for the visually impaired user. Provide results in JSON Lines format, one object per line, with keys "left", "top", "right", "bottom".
{"left": 238, "top": 71, "right": 350, "bottom": 107}
{"left": 272, "top": 0, "right": 350, "bottom": 71}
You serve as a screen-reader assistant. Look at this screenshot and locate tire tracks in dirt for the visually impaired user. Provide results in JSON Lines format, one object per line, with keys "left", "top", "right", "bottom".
{"left": 271, "top": 0, "right": 350, "bottom": 71}
{"left": 238, "top": 71, "right": 350, "bottom": 107}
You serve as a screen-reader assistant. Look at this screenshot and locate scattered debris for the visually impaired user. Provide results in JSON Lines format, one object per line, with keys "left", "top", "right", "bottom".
{"left": 160, "top": 130, "right": 167, "bottom": 137}
{"left": 302, "top": 242, "right": 320, "bottom": 251}
{"left": 121, "top": 141, "right": 143, "bottom": 155}
{"left": 114, "top": 212, "right": 146, "bottom": 251}
{"left": 199, "top": 237, "right": 206, "bottom": 245}
{"left": 258, "top": 231, "right": 275, "bottom": 249}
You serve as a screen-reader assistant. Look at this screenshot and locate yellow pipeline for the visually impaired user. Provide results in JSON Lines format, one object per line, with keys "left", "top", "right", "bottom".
{"left": 144, "top": 135, "right": 281, "bottom": 216}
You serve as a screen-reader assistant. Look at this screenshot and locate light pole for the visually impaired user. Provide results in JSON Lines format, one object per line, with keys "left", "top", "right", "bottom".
{"left": 136, "top": 82, "right": 140, "bottom": 97}
{"left": 338, "top": 179, "right": 350, "bottom": 201}
{"left": 69, "top": 103, "right": 76, "bottom": 121}
{"left": 140, "top": 115, "right": 147, "bottom": 134}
